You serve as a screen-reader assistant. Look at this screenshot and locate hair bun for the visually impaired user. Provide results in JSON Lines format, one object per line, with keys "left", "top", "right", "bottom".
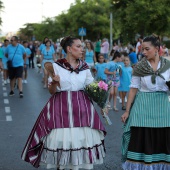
{"left": 60, "top": 35, "right": 71, "bottom": 48}
{"left": 152, "top": 33, "right": 160, "bottom": 41}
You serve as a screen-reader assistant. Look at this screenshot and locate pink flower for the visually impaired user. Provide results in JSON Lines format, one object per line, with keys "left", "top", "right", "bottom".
{"left": 98, "top": 81, "right": 108, "bottom": 91}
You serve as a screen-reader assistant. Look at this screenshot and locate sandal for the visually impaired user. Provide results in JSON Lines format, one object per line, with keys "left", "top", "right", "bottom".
{"left": 107, "top": 102, "right": 112, "bottom": 109}
{"left": 122, "top": 106, "right": 126, "bottom": 110}
{"left": 113, "top": 106, "right": 118, "bottom": 112}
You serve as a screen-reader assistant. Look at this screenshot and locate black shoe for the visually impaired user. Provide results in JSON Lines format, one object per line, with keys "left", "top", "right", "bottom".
{"left": 122, "top": 106, "right": 126, "bottom": 110}
{"left": 19, "top": 91, "right": 23, "bottom": 98}
{"left": 9, "top": 91, "right": 15, "bottom": 96}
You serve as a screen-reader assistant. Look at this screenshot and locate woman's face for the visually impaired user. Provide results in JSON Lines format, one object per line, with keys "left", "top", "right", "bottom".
{"left": 142, "top": 42, "right": 158, "bottom": 60}
{"left": 46, "top": 41, "right": 51, "bottom": 47}
{"left": 86, "top": 42, "right": 91, "bottom": 49}
{"left": 70, "top": 39, "right": 83, "bottom": 59}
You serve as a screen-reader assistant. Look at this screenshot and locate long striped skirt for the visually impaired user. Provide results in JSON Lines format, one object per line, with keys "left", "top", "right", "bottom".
{"left": 122, "top": 91, "right": 170, "bottom": 170}
{"left": 21, "top": 91, "right": 106, "bottom": 169}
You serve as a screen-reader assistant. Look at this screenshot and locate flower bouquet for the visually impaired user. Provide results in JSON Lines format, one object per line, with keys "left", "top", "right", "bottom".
{"left": 85, "top": 80, "right": 112, "bottom": 125}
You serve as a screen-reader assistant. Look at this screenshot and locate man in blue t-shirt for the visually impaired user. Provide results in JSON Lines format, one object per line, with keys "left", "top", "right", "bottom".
{"left": 5, "top": 36, "right": 26, "bottom": 98}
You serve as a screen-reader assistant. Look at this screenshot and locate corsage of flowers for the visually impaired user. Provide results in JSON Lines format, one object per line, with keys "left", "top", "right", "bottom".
{"left": 85, "top": 80, "right": 112, "bottom": 125}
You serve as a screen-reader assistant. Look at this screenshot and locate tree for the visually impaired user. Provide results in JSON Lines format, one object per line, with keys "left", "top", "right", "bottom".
{"left": 0, "top": 1, "right": 4, "bottom": 27}
{"left": 18, "top": 0, "right": 113, "bottom": 41}
{"left": 111, "top": 0, "right": 170, "bottom": 43}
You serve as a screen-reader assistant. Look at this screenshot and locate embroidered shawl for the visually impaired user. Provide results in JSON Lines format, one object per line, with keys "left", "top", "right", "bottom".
{"left": 133, "top": 57, "right": 170, "bottom": 84}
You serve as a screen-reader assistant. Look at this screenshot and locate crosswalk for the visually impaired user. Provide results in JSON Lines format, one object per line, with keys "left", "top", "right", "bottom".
{"left": 0, "top": 72, "right": 12, "bottom": 122}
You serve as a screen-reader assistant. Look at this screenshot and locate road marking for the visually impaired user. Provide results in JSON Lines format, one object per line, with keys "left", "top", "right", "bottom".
{"left": 3, "top": 92, "right": 8, "bottom": 97}
{"left": 6, "top": 115, "right": 12, "bottom": 121}
{"left": 3, "top": 87, "right": 6, "bottom": 91}
{"left": 5, "top": 107, "right": 11, "bottom": 113}
{"left": 4, "top": 99, "right": 9, "bottom": 104}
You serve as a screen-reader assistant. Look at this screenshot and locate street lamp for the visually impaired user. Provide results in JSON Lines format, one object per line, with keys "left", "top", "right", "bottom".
{"left": 110, "top": 12, "right": 113, "bottom": 51}
{"left": 110, "top": 1, "right": 119, "bottom": 51}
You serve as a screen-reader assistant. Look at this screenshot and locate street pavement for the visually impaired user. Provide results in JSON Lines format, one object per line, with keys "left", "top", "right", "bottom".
{"left": 0, "top": 68, "right": 125, "bottom": 170}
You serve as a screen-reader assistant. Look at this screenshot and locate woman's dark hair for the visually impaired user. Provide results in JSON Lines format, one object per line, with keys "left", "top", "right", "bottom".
{"left": 86, "top": 41, "right": 94, "bottom": 50}
{"left": 23, "top": 41, "right": 28, "bottom": 44}
{"left": 43, "top": 37, "right": 49, "bottom": 44}
{"left": 12, "top": 36, "right": 19, "bottom": 41}
{"left": 60, "top": 35, "right": 79, "bottom": 53}
{"left": 143, "top": 34, "right": 160, "bottom": 49}
{"left": 112, "top": 51, "right": 121, "bottom": 60}
{"left": 45, "top": 40, "right": 51, "bottom": 46}
{"left": 4, "top": 39, "right": 9, "bottom": 43}
{"left": 110, "top": 49, "right": 115, "bottom": 56}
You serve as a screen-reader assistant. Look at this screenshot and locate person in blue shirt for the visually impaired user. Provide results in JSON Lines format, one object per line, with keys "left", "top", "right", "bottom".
{"left": 41, "top": 40, "right": 55, "bottom": 88}
{"left": 105, "top": 51, "right": 121, "bottom": 111}
{"left": 94, "top": 53, "right": 107, "bottom": 81}
{"left": 1, "top": 39, "right": 10, "bottom": 85}
{"left": 23, "top": 41, "right": 31, "bottom": 84}
{"left": 118, "top": 56, "right": 132, "bottom": 110}
{"left": 5, "top": 36, "right": 26, "bottom": 98}
{"left": 61, "top": 48, "right": 67, "bottom": 58}
{"left": 84, "top": 41, "right": 96, "bottom": 68}
{"left": 117, "top": 52, "right": 125, "bottom": 104}
{"left": 38, "top": 37, "right": 55, "bottom": 83}
{"left": 128, "top": 48, "right": 138, "bottom": 67}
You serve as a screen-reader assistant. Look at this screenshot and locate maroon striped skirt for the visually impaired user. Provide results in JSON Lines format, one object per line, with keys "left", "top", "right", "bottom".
{"left": 21, "top": 90, "right": 106, "bottom": 168}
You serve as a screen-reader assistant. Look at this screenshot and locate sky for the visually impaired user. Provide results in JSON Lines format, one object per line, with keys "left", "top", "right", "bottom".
{"left": 0, "top": 0, "right": 76, "bottom": 34}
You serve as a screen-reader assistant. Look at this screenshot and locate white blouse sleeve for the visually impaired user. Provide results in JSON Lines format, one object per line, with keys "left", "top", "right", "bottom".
{"left": 84, "top": 69, "right": 94, "bottom": 86}
{"left": 130, "top": 76, "right": 141, "bottom": 89}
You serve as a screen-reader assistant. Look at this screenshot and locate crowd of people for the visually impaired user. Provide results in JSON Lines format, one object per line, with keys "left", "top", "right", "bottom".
{"left": 0, "top": 34, "right": 170, "bottom": 170}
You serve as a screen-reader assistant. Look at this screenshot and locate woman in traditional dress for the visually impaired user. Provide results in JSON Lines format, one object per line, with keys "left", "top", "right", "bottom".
{"left": 21, "top": 36, "right": 106, "bottom": 170}
{"left": 121, "top": 35, "right": 170, "bottom": 170}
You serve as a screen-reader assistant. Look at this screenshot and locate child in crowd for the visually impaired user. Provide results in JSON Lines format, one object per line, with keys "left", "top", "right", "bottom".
{"left": 118, "top": 56, "right": 132, "bottom": 110}
{"left": 23, "top": 41, "right": 31, "bottom": 83}
{"left": 94, "top": 53, "right": 107, "bottom": 81}
{"left": 105, "top": 51, "right": 121, "bottom": 111}
{"left": 117, "top": 52, "right": 125, "bottom": 103}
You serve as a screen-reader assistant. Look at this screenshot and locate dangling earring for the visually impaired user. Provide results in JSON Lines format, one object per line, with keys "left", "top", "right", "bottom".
{"left": 155, "top": 52, "right": 157, "bottom": 56}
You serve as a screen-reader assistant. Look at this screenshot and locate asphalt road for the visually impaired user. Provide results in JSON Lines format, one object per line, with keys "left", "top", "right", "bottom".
{"left": 0, "top": 68, "right": 124, "bottom": 170}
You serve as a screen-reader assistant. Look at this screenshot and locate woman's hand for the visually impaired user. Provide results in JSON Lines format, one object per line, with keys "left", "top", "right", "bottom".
{"left": 121, "top": 111, "right": 129, "bottom": 123}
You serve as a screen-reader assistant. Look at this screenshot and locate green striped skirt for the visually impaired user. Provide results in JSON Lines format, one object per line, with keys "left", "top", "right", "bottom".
{"left": 122, "top": 91, "right": 170, "bottom": 170}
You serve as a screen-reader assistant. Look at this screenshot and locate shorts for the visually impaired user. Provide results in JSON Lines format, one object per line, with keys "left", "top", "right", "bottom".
{"left": 107, "top": 76, "right": 120, "bottom": 87}
{"left": 8, "top": 66, "right": 23, "bottom": 80}
{"left": 24, "top": 64, "right": 28, "bottom": 71}
{"left": 2, "top": 61, "right": 7, "bottom": 70}
{"left": 42, "top": 59, "right": 54, "bottom": 69}
{"left": 86, "top": 62, "right": 94, "bottom": 68}
{"left": 103, "top": 53, "right": 108, "bottom": 60}
{"left": 112, "top": 80, "right": 120, "bottom": 87}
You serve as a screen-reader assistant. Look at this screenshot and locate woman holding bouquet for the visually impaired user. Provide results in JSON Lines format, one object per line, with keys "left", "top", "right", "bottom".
{"left": 21, "top": 36, "right": 106, "bottom": 170}
{"left": 121, "top": 35, "right": 170, "bottom": 170}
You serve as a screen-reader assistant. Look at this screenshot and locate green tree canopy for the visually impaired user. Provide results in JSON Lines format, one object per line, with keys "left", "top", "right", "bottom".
{"left": 111, "top": 0, "right": 170, "bottom": 43}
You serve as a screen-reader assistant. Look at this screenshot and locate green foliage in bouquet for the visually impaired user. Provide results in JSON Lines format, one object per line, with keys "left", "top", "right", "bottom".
{"left": 85, "top": 80, "right": 112, "bottom": 109}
